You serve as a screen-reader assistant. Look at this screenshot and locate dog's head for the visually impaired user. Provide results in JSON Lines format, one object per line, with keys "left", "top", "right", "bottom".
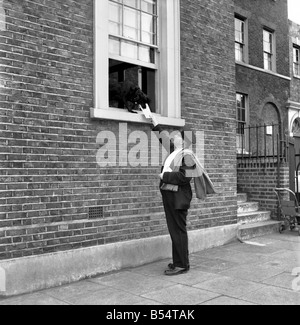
{"left": 125, "top": 86, "right": 150, "bottom": 109}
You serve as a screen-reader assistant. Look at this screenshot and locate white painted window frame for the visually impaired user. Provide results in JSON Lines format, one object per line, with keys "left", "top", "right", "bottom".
{"left": 235, "top": 15, "right": 249, "bottom": 64}
{"left": 263, "top": 28, "right": 276, "bottom": 73}
{"left": 293, "top": 45, "right": 300, "bottom": 77}
{"left": 91, "top": 0, "right": 184, "bottom": 128}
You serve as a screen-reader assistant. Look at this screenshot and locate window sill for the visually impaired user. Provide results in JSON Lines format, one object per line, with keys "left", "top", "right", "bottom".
{"left": 236, "top": 61, "right": 291, "bottom": 81}
{"left": 90, "top": 108, "right": 185, "bottom": 128}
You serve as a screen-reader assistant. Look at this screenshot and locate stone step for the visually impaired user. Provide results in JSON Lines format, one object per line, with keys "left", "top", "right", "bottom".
{"left": 237, "top": 193, "right": 248, "bottom": 203}
{"left": 237, "top": 201, "right": 260, "bottom": 214}
{"left": 237, "top": 210, "right": 272, "bottom": 225}
{"left": 238, "top": 220, "right": 281, "bottom": 241}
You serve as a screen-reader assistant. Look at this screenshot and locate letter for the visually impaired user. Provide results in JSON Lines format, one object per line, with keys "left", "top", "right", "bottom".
{"left": 128, "top": 131, "right": 149, "bottom": 167}
{"left": 0, "top": 267, "right": 5, "bottom": 292}
{"left": 106, "top": 312, "right": 113, "bottom": 320}
{"left": 188, "top": 310, "right": 195, "bottom": 320}
{"left": 0, "top": 0, "right": 6, "bottom": 32}
{"left": 151, "top": 310, "right": 158, "bottom": 320}
{"left": 96, "top": 130, "right": 117, "bottom": 167}
{"left": 150, "top": 131, "right": 160, "bottom": 167}
{"left": 134, "top": 312, "right": 140, "bottom": 323}
{"left": 195, "top": 131, "right": 205, "bottom": 166}
{"left": 119, "top": 123, "right": 128, "bottom": 167}
{"left": 179, "top": 310, "right": 187, "bottom": 320}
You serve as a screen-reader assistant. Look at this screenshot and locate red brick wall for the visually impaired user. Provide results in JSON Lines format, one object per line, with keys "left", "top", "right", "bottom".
{"left": 0, "top": 0, "right": 237, "bottom": 260}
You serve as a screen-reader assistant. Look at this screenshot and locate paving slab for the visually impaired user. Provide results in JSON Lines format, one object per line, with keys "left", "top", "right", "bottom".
{"left": 42, "top": 280, "right": 106, "bottom": 302}
{"left": 0, "top": 292, "right": 70, "bottom": 305}
{"left": 193, "top": 258, "right": 239, "bottom": 273}
{"left": 55, "top": 286, "right": 143, "bottom": 305}
{"left": 141, "top": 284, "right": 220, "bottom": 305}
{"left": 163, "top": 269, "right": 223, "bottom": 286}
{"left": 241, "top": 286, "right": 300, "bottom": 305}
{"left": 200, "top": 296, "right": 257, "bottom": 305}
{"left": 220, "top": 264, "right": 286, "bottom": 283}
{"left": 262, "top": 272, "right": 300, "bottom": 291}
{"left": 193, "top": 275, "right": 266, "bottom": 298}
{"left": 89, "top": 271, "right": 174, "bottom": 296}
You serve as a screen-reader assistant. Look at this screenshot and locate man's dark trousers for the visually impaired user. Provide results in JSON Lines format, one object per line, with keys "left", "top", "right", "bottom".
{"left": 161, "top": 190, "right": 189, "bottom": 269}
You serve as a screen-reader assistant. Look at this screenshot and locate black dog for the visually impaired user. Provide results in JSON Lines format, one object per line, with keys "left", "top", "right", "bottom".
{"left": 109, "top": 83, "right": 150, "bottom": 113}
{"left": 124, "top": 86, "right": 150, "bottom": 113}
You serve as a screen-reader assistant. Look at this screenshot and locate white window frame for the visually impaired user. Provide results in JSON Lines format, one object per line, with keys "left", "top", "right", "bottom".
{"left": 293, "top": 45, "right": 300, "bottom": 78}
{"left": 235, "top": 15, "right": 248, "bottom": 64}
{"left": 263, "top": 28, "right": 276, "bottom": 72}
{"left": 91, "top": 0, "right": 184, "bottom": 127}
{"left": 236, "top": 93, "right": 249, "bottom": 153}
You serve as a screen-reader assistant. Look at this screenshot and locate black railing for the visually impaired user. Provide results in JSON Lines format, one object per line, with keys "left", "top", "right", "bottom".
{"left": 237, "top": 124, "right": 289, "bottom": 166}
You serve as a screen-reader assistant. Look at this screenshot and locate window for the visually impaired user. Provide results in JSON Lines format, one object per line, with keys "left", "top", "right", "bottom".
{"left": 108, "top": 0, "right": 157, "bottom": 111}
{"left": 93, "top": 0, "right": 184, "bottom": 127}
{"left": 235, "top": 17, "right": 246, "bottom": 62}
{"left": 263, "top": 29, "right": 274, "bottom": 71}
{"left": 293, "top": 46, "right": 300, "bottom": 77}
{"left": 236, "top": 93, "right": 248, "bottom": 153}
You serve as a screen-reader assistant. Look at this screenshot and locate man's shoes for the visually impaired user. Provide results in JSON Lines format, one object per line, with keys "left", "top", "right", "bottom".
{"left": 168, "top": 263, "right": 190, "bottom": 271}
{"left": 164, "top": 267, "right": 189, "bottom": 276}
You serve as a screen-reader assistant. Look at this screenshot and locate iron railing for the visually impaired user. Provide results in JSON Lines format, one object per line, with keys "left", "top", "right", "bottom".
{"left": 237, "top": 124, "right": 289, "bottom": 166}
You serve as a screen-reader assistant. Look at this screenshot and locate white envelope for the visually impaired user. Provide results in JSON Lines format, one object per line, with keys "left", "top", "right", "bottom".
{"left": 140, "top": 104, "right": 153, "bottom": 119}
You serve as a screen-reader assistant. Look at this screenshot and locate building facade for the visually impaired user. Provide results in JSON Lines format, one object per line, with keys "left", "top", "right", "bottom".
{"left": 0, "top": 0, "right": 237, "bottom": 295}
{"left": 288, "top": 20, "right": 300, "bottom": 141}
{"left": 234, "top": 0, "right": 290, "bottom": 157}
{"left": 235, "top": 0, "right": 292, "bottom": 215}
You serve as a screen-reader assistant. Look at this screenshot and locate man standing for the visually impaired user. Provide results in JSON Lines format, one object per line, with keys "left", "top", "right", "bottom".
{"left": 141, "top": 105, "right": 216, "bottom": 276}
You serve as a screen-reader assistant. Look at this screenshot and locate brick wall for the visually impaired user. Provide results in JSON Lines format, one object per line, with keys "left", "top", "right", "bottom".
{"left": 0, "top": 0, "right": 237, "bottom": 260}
{"left": 235, "top": 0, "right": 290, "bottom": 129}
{"left": 237, "top": 163, "right": 289, "bottom": 217}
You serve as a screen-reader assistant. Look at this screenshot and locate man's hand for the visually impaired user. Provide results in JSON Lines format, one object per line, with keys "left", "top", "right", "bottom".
{"left": 151, "top": 115, "right": 159, "bottom": 127}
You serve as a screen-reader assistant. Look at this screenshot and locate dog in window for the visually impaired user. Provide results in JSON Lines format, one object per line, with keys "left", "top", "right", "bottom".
{"left": 109, "top": 82, "right": 151, "bottom": 113}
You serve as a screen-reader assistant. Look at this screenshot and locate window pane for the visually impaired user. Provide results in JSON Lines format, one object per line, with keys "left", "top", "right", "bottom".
{"left": 141, "top": 0, "right": 156, "bottom": 14}
{"left": 235, "top": 43, "right": 244, "bottom": 61}
{"left": 124, "top": 7, "right": 140, "bottom": 41}
{"left": 121, "top": 40, "right": 138, "bottom": 60}
{"left": 141, "top": 12, "right": 155, "bottom": 44}
{"left": 294, "top": 63, "right": 300, "bottom": 76}
{"left": 294, "top": 48, "right": 299, "bottom": 63}
{"left": 139, "top": 45, "right": 152, "bottom": 63}
{"left": 124, "top": 0, "right": 139, "bottom": 9}
{"left": 235, "top": 19, "right": 244, "bottom": 43}
{"left": 263, "top": 30, "right": 272, "bottom": 53}
{"left": 264, "top": 53, "right": 272, "bottom": 70}
{"left": 109, "top": 37, "right": 121, "bottom": 56}
{"left": 109, "top": 2, "right": 122, "bottom": 35}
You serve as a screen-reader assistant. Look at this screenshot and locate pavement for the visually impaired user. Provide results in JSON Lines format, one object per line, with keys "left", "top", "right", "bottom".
{"left": 0, "top": 232, "right": 300, "bottom": 306}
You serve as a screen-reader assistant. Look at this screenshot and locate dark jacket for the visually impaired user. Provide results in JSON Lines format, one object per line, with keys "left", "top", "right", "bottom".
{"left": 153, "top": 125, "right": 216, "bottom": 209}
{"left": 153, "top": 125, "right": 196, "bottom": 210}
